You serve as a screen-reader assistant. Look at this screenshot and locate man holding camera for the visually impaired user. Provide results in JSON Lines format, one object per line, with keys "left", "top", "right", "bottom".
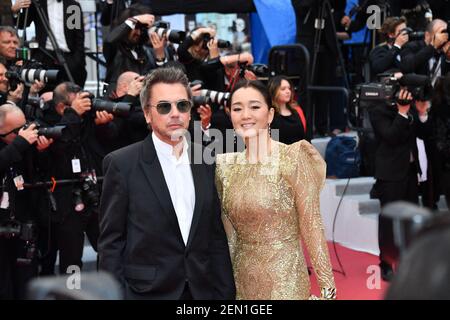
{"left": 104, "top": 4, "right": 174, "bottom": 92}
{"left": 369, "top": 86, "right": 431, "bottom": 281}
{"left": 401, "top": 19, "right": 450, "bottom": 86}
{"left": 0, "top": 103, "right": 52, "bottom": 299}
{"left": 36, "top": 82, "right": 115, "bottom": 275}
{"left": 369, "top": 17, "right": 409, "bottom": 77}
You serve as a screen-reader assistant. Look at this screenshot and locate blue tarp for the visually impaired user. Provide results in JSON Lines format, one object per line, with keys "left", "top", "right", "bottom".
{"left": 250, "top": 0, "right": 369, "bottom": 64}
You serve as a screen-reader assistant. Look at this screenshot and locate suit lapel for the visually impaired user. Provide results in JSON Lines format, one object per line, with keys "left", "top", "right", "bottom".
{"left": 140, "top": 135, "right": 185, "bottom": 245}
{"left": 186, "top": 142, "right": 206, "bottom": 249}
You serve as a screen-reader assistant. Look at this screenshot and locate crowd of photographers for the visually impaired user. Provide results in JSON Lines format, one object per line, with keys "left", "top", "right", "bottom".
{"left": 0, "top": 0, "right": 450, "bottom": 299}
{"left": 0, "top": 1, "right": 269, "bottom": 299}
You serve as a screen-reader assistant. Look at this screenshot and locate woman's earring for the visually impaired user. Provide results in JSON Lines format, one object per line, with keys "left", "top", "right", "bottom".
{"left": 268, "top": 123, "right": 272, "bottom": 137}
{"left": 233, "top": 129, "right": 237, "bottom": 144}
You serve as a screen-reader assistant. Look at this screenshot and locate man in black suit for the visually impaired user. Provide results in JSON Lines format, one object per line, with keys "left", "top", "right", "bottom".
{"left": 400, "top": 19, "right": 450, "bottom": 86}
{"left": 98, "top": 67, "right": 236, "bottom": 300}
{"left": 369, "top": 16, "right": 409, "bottom": 78}
{"left": 15, "top": 0, "right": 87, "bottom": 87}
{"left": 369, "top": 88, "right": 431, "bottom": 281}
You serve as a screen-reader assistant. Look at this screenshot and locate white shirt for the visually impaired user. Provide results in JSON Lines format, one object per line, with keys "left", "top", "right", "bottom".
{"left": 45, "top": 0, "right": 70, "bottom": 52}
{"left": 152, "top": 132, "right": 195, "bottom": 245}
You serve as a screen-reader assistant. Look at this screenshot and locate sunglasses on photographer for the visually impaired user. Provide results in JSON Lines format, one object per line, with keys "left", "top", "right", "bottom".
{"left": 150, "top": 99, "right": 192, "bottom": 115}
{"left": 0, "top": 122, "right": 29, "bottom": 138}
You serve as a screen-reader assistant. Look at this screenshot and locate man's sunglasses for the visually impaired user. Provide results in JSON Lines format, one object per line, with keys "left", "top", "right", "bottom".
{"left": 150, "top": 99, "right": 192, "bottom": 115}
{"left": 0, "top": 123, "right": 28, "bottom": 138}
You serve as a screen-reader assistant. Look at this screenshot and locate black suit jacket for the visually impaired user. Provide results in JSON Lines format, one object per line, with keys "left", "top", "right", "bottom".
{"left": 98, "top": 135, "right": 235, "bottom": 300}
{"left": 400, "top": 40, "right": 450, "bottom": 77}
{"left": 369, "top": 103, "right": 431, "bottom": 182}
{"left": 369, "top": 43, "right": 402, "bottom": 77}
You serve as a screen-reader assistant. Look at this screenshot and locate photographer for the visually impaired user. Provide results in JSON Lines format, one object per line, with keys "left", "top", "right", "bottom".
{"left": 369, "top": 16, "right": 409, "bottom": 77}
{"left": 0, "top": 103, "right": 52, "bottom": 299}
{"left": 15, "top": 0, "right": 87, "bottom": 87}
{"left": 400, "top": 19, "right": 450, "bottom": 85}
{"left": 103, "top": 71, "right": 147, "bottom": 151}
{"left": 0, "top": 26, "right": 19, "bottom": 64}
{"left": 36, "top": 82, "right": 114, "bottom": 275}
{"left": 104, "top": 4, "right": 155, "bottom": 91}
{"left": 431, "top": 73, "right": 450, "bottom": 208}
{"left": 369, "top": 86, "right": 432, "bottom": 281}
{"left": 177, "top": 27, "right": 227, "bottom": 91}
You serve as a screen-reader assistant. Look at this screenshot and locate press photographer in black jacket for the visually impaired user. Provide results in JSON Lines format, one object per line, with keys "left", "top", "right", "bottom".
{"left": 369, "top": 16, "right": 409, "bottom": 77}
{"left": 177, "top": 27, "right": 227, "bottom": 92}
{"left": 400, "top": 19, "right": 450, "bottom": 85}
{"left": 431, "top": 73, "right": 450, "bottom": 208}
{"left": 369, "top": 86, "right": 432, "bottom": 281}
{"left": 0, "top": 103, "right": 52, "bottom": 299}
{"left": 36, "top": 82, "right": 115, "bottom": 275}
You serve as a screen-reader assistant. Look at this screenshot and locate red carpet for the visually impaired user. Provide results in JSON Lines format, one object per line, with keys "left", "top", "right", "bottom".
{"left": 309, "top": 243, "right": 389, "bottom": 300}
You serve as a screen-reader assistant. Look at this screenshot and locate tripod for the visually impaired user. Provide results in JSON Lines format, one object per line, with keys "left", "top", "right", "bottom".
{"left": 310, "top": 0, "right": 349, "bottom": 89}
{"left": 19, "top": 0, "right": 75, "bottom": 83}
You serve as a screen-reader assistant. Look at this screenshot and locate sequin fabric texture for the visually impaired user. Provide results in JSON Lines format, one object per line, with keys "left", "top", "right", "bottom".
{"left": 216, "top": 140, "right": 336, "bottom": 300}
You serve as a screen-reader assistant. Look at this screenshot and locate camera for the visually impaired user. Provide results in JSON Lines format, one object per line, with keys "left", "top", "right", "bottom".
{"left": 193, "top": 89, "right": 230, "bottom": 108}
{"left": 88, "top": 93, "right": 131, "bottom": 117}
{"left": 400, "top": 27, "right": 424, "bottom": 41}
{"left": 22, "top": 122, "right": 65, "bottom": 140}
{"left": 201, "top": 33, "right": 231, "bottom": 50}
{"left": 150, "top": 21, "right": 186, "bottom": 44}
{"left": 355, "top": 73, "right": 433, "bottom": 108}
{"left": 0, "top": 219, "right": 38, "bottom": 265}
{"left": 73, "top": 170, "right": 100, "bottom": 214}
{"left": 238, "top": 62, "right": 269, "bottom": 78}
{"left": 5, "top": 60, "right": 60, "bottom": 91}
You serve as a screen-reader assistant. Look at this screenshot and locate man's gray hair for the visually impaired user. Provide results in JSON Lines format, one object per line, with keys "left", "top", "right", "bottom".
{"left": 0, "top": 26, "right": 18, "bottom": 38}
{"left": 140, "top": 67, "right": 192, "bottom": 114}
{"left": 0, "top": 103, "right": 23, "bottom": 128}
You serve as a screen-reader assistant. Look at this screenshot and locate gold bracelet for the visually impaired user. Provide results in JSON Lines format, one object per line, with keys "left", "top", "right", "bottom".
{"left": 320, "top": 287, "right": 337, "bottom": 300}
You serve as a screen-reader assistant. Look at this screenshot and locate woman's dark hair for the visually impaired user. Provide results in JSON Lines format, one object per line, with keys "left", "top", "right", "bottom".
{"left": 431, "top": 73, "right": 450, "bottom": 114}
{"left": 267, "top": 75, "right": 296, "bottom": 113}
{"left": 379, "top": 16, "right": 407, "bottom": 42}
{"left": 228, "top": 80, "right": 272, "bottom": 108}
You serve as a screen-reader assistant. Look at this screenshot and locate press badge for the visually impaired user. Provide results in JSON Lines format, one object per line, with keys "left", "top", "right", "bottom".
{"left": 0, "top": 192, "right": 9, "bottom": 209}
{"left": 13, "top": 175, "right": 24, "bottom": 191}
{"left": 72, "top": 158, "right": 81, "bottom": 173}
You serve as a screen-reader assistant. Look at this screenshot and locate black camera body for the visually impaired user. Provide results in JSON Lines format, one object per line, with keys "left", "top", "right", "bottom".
{"left": 0, "top": 219, "right": 38, "bottom": 265}
{"left": 201, "top": 33, "right": 231, "bottom": 50}
{"left": 87, "top": 93, "right": 131, "bottom": 117}
{"left": 238, "top": 62, "right": 269, "bottom": 78}
{"left": 401, "top": 27, "right": 424, "bottom": 41}
{"left": 355, "top": 73, "right": 433, "bottom": 108}
{"left": 73, "top": 170, "right": 100, "bottom": 214}
{"left": 150, "top": 21, "right": 186, "bottom": 44}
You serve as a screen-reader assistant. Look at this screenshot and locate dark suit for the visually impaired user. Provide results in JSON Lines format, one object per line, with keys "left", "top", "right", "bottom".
{"left": 369, "top": 102, "right": 431, "bottom": 266}
{"left": 98, "top": 135, "right": 235, "bottom": 300}
{"left": 400, "top": 40, "right": 450, "bottom": 79}
{"left": 16, "top": 0, "right": 87, "bottom": 87}
{"left": 369, "top": 43, "right": 402, "bottom": 77}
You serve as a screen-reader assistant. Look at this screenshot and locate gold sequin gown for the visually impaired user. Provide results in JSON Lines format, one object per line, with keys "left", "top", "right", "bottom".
{"left": 216, "top": 140, "right": 336, "bottom": 300}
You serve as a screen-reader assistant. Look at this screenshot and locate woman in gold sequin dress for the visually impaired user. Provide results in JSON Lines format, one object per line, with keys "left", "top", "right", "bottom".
{"left": 215, "top": 80, "right": 336, "bottom": 300}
